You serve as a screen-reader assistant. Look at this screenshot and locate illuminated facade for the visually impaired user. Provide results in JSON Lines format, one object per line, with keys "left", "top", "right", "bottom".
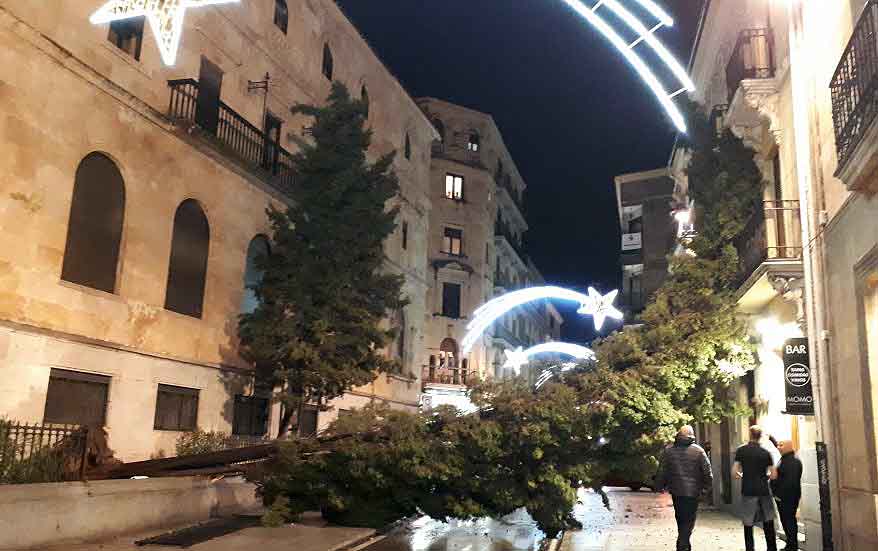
{"left": 0, "top": 0, "right": 436, "bottom": 459}
{"left": 415, "top": 98, "right": 562, "bottom": 407}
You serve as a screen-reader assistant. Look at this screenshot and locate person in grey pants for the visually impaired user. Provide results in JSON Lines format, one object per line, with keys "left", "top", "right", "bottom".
{"left": 655, "top": 425, "right": 714, "bottom": 551}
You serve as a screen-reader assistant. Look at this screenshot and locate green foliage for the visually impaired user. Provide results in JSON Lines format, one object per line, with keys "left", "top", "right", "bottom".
{"left": 238, "top": 83, "right": 406, "bottom": 434}
{"left": 261, "top": 496, "right": 295, "bottom": 527}
{"left": 175, "top": 430, "right": 235, "bottom": 456}
{"left": 0, "top": 421, "right": 67, "bottom": 484}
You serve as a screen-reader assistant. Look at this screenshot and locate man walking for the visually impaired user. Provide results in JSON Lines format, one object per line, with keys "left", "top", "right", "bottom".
{"left": 772, "top": 440, "right": 803, "bottom": 550}
{"left": 734, "top": 425, "right": 779, "bottom": 551}
{"left": 655, "top": 425, "right": 713, "bottom": 551}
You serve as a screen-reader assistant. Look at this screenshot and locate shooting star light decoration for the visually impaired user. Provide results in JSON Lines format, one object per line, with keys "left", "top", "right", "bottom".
{"left": 503, "top": 342, "right": 596, "bottom": 374}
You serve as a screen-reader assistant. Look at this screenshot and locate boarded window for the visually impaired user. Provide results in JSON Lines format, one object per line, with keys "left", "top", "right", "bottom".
{"left": 273, "top": 0, "right": 288, "bottom": 33}
{"left": 43, "top": 369, "right": 110, "bottom": 427}
{"left": 232, "top": 395, "right": 269, "bottom": 436}
{"left": 154, "top": 384, "right": 199, "bottom": 431}
{"left": 241, "top": 235, "right": 270, "bottom": 314}
{"left": 299, "top": 406, "right": 318, "bottom": 436}
{"left": 61, "top": 153, "right": 126, "bottom": 293}
{"left": 165, "top": 200, "right": 210, "bottom": 318}
{"left": 442, "top": 283, "right": 462, "bottom": 319}
{"left": 322, "top": 44, "right": 333, "bottom": 80}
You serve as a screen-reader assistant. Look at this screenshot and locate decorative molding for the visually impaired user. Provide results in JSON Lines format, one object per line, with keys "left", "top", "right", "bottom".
{"left": 728, "top": 78, "right": 782, "bottom": 146}
{"left": 769, "top": 275, "right": 806, "bottom": 330}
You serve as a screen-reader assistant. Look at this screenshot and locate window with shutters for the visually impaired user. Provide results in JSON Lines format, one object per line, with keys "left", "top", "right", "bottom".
{"left": 154, "top": 384, "right": 199, "bottom": 431}
{"left": 108, "top": 17, "right": 144, "bottom": 60}
{"left": 232, "top": 395, "right": 269, "bottom": 436}
{"left": 43, "top": 369, "right": 110, "bottom": 427}
{"left": 165, "top": 199, "right": 210, "bottom": 318}
{"left": 442, "top": 282, "right": 462, "bottom": 319}
{"left": 61, "top": 153, "right": 126, "bottom": 293}
{"left": 443, "top": 227, "right": 463, "bottom": 256}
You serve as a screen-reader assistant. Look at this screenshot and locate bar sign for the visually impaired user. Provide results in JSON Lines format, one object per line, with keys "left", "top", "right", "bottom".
{"left": 783, "top": 337, "right": 814, "bottom": 415}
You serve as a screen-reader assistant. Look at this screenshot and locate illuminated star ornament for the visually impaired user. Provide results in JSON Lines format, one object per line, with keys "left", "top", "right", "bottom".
{"left": 577, "top": 287, "right": 624, "bottom": 330}
{"left": 90, "top": 0, "right": 240, "bottom": 66}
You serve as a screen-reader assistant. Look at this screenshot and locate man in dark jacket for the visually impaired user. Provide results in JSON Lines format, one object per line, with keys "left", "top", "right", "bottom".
{"left": 655, "top": 425, "right": 714, "bottom": 551}
{"left": 772, "top": 440, "right": 803, "bottom": 550}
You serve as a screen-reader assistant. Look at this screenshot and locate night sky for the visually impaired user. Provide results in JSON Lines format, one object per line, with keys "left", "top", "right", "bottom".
{"left": 336, "top": 1, "right": 704, "bottom": 342}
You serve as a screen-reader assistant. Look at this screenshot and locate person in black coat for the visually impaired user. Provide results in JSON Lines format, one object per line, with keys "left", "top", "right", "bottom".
{"left": 772, "top": 440, "right": 803, "bottom": 551}
{"left": 655, "top": 425, "right": 714, "bottom": 551}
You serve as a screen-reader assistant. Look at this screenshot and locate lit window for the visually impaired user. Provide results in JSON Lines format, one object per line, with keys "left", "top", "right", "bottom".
{"left": 467, "top": 133, "right": 480, "bottom": 152}
{"left": 443, "top": 227, "right": 463, "bottom": 256}
{"left": 445, "top": 174, "right": 464, "bottom": 200}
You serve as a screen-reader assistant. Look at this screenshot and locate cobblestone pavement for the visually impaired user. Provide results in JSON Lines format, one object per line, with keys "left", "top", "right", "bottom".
{"left": 562, "top": 487, "right": 783, "bottom": 551}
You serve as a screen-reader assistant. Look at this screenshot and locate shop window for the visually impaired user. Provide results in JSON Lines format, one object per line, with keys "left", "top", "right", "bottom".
{"left": 153, "top": 384, "right": 199, "bottom": 431}
{"left": 43, "top": 369, "right": 110, "bottom": 427}
{"left": 108, "top": 17, "right": 144, "bottom": 60}
{"left": 165, "top": 199, "right": 210, "bottom": 318}
{"left": 61, "top": 153, "right": 126, "bottom": 293}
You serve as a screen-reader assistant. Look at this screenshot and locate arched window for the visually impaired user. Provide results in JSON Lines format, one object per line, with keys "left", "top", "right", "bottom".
{"left": 404, "top": 133, "right": 412, "bottom": 160}
{"left": 241, "top": 235, "right": 270, "bottom": 314}
{"left": 322, "top": 43, "right": 333, "bottom": 80}
{"left": 467, "top": 132, "right": 480, "bottom": 152}
{"left": 432, "top": 118, "right": 445, "bottom": 143}
{"left": 165, "top": 199, "right": 210, "bottom": 318}
{"left": 61, "top": 153, "right": 126, "bottom": 293}
{"left": 360, "top": 84, "right": 370, "bottom": 117}
{"left": 273, "top": 0, "right": 288, "bottom": 34}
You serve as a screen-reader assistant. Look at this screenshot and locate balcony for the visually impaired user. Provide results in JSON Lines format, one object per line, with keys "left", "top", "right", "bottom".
{"left": 432, "top": 141, "right": 483, "bottom": 169}
{"left": 725, "top": 29, "right": 780, "bottom": 142}
{"left": 495, "top": 219, "right": 526, "bottom": 262}
{"left": 422, "top": 363, "right": 470, "bottom": 388}
{"left": 496, "top": 172, "right": 525, "bottom": 214}
{"left": 733, "top": 200, "right": 803, "bottom": 312}
{"left": 167, "top": 79, "right": 295, "bottom": 197}
{"left": 830, "top": 0, "right": 878, "bottom": 192}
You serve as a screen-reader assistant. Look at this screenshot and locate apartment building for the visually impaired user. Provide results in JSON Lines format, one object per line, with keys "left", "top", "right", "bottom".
{"left": 0, "top": 0, "right": 436, "bottom": 460}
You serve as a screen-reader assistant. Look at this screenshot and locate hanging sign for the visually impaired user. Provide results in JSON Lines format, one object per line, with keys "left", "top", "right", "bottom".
{"left": 783, "top": 337, "right": 814, "bottom": 415}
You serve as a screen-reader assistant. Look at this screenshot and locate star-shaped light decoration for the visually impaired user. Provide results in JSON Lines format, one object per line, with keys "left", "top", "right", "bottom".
{"left": 90, "top": 0, "right": 240, "bottom": 66}
{"left": 503, "top": 347, "right": 530, "bottom": 375}
{"left": 577, "top": 287, "right": 623, "bottom": 330}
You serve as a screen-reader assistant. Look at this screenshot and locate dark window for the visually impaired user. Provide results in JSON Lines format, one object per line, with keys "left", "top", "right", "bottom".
{"left": 467, "top": 133, "right": 480, "bottom": 152}
{"left": 262, "top": 112, "right": 282, "bottom": 172}
{"left": 61, "top": 153, "right": 126, "bottom": 293}
{"left": 241, "top": 235, "right": 270, "bottom": 314}
{"left": 43, "top": 369, "right": 110, "bottom": 427}
{"left": 404, "top": 133, "right": 412, "bottom": 160}
{"left": 361, "top": 85, "right": 369, "bottom": 117}
{"left": 443, "top": 227, "right": 463, "bottom": 256}
{"left": 772, "top": 151, "right": 783, "bottom": 201}
{"left": 401, "top": 221, "right": 408, "bottom": 250}
{"left": 108, "top": 17, "right": 144, "bottom": 60}
{"left": 273, "top": 0, "right": 288, "bottom": 34}
{"left": 154, "top": 384, "right": 199, "bottom": 431}
{"left": 322, "top": 43, "right": 333, "bottom": 80}
{"left": 396, "top": 309, "right": 406, "bottom": 360}
{"left": 442, "top": 282, "right": 462, "bottom": 318}
{"left": 165, "top": 199, "right": 210, "bottom": 318}
{"left": 445, "top": 174, "right": 464, "bottom": 200}
{"left": 232, "top": 395, "right": 269, "bottom": 436}
{"left": 299, "top": 405, "right": 318, "bottom": 436}
{"left": 485, "top": 243, "right": 490, "bottom": 263}
{"left": 433, "top": 118, "right": 445, "bottom": 143}
{"left": 195, "top": 57, "right": 223, "bottom": 134}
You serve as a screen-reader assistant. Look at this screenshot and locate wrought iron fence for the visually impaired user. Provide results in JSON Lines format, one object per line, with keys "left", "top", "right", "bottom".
{"left": 423, "top": 362, "right": 470, "bottom": 386}
{"left": 0, "top": 420, "right": 87, "bottom": 484}
{"left": 167, "top": 79, "right": 295, "bottom": 196}
{"left": 726, "top": 28, "right": 775, "bottom": 99}
{"left": 733, "top": 200, "right": 802, "bottom": 287}
{"left": 830, "top": 0, "right": 878, "bottom": 172}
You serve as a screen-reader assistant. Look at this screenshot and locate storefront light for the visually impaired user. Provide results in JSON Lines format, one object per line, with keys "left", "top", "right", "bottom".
{"left": 755, "top": 317, "right": 802, "bottom": 350}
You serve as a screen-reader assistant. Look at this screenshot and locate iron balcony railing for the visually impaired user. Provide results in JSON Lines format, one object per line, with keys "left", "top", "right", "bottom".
{"left": 726, "top": 28, "right": 776, "bottom": 100}
{"left": 423, "top": 362, "right": 470, "bottom": 387}
{"left": 710, "top": 104, "right": 729, "bottom": 138}
{"left": 733, "top": 200, "right": 802, "bottom": 288}
{"left": 830, "top": 0, "right": 878, "bottom": 173}
{"left": 495, "top": 219, "right": 526, "bottom": 259}
{"left": 167, "top": 79, "right": 295, "bottom": 196}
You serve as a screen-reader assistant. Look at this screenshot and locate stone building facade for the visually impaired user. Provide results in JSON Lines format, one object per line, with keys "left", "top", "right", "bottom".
{"left": 614, "top": 168, "right": 676, "bottom": 321}
{"left": 0, "top": 0, "right": 436, "bottom": 460}
{"left": 674, "top": 1, "right": 878, "bottom": 549}
{"left": 415, "top": 98, "right": 561, "bottom": 409}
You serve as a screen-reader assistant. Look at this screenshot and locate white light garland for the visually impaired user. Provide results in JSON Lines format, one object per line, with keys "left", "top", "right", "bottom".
{"left": 90, "top": 0, "right": 240, "bottom": 66}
